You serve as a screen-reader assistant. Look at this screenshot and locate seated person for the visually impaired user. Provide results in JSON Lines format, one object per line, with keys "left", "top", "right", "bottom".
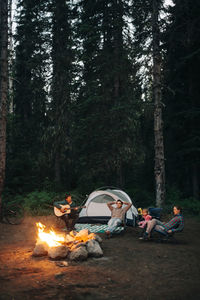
{"left": 54, "top": 194, "right": 79, "bottom": 231}
{"left": 138, "top": 208, "right": 152, "bottom": 228}
{"left": 143, "top": 205, "right": 184, "bottom": 239}
{"left": 105, "top": 199, "right": 132, "bottom": 238}
{"left": 138, "top": 208, "right": 152, "bottom": 239}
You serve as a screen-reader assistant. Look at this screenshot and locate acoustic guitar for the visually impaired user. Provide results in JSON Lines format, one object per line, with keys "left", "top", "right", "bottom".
{"left": 54, "top": 204, "right": 86, "bottom": 217}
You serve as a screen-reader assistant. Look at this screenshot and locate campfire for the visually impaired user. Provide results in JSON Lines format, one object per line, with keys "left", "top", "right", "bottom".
{"left": 37, "top": 222, "right": 66, "bottom": 247}
{"left": 33, "top": 222, "right": 103, "bottom": 261}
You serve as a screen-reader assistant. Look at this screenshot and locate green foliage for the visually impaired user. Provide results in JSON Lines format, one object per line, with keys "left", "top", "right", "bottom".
{"left": 163, "top": 0, "right": 200, "bottom": 199}
{"left": 3, "top": 0, "right": 199, "bottom": 206}
{"left": 23, "top": 191, "right": 56, "bottom": 216}
{"left": 6, "top": 190, "right": 85, "bottom": 216}
{"left": 126, "top": 187, "right": 154, "bottom": 209}
{"left": 166, "top": 187, "right": 200, "bottom": 215}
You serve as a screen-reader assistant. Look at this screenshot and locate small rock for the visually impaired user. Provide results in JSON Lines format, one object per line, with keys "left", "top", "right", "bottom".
{"left": 55, "top": 261, "right": 68, "bottom": 267}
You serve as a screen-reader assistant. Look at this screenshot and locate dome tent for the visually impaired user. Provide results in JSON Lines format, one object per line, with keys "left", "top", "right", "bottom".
{"left": 77, "top": 187, "right": 138, "bottom": 226}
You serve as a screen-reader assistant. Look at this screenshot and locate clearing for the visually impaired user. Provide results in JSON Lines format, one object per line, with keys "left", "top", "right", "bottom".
{"left": 0, "top": 215, "right": 200, "bottom": 300}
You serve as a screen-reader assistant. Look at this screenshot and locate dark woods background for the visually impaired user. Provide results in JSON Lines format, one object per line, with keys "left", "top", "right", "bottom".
{"left": 1, "top": 0, "right": 200, "bottom": 211}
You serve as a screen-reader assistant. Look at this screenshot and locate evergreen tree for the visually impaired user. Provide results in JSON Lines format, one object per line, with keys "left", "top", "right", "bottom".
{"left": 7, "top": 0, "right": 49, "bottom": 192}
{"left": 164, "top": 0, "right": 200, "bottom": 199}
{"left": 130, "top": 0, "right": 166, "bottom": 206}
{"left": 48, "top": 0, "right": 74, "bottom": 188}
{"left": 152, "top": 0, "right": 165, "bottom": 207}
{"left": 0, "top": 0, "right": 8, "bottom": 208}
{"left": 74, "top": 0, "right": 141, "bottom": 190}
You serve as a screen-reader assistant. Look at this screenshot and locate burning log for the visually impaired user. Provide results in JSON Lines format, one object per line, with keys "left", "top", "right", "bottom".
{"left": 33, "top": 222, "right": 103, "bottom": 261}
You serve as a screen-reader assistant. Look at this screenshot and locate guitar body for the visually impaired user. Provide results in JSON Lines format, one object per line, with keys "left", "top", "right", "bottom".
{"left": 54, "top": 205, "right": 86, "bottom": 217}
{"left": 54, "top": 204, "right": 71, "bottom": 217}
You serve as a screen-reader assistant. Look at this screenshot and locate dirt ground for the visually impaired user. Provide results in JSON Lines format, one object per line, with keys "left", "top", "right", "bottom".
{"left": 0, "top": 215, "right": 200, "bottom": 300}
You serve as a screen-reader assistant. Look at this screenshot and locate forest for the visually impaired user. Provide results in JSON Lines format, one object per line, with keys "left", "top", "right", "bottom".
{"left": 0, "top": 0, "right": 200, "bottom": 214}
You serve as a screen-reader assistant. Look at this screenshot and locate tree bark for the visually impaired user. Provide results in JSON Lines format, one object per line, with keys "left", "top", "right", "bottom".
{"left": 152, "top": 0, "right": 165, "bottom": 207}
{"left": 8, "top": 0, "right": 13, "bottom": 113}
{"left": 0, "top": 0, "right": 8, "bottom": 212}
{"left": 191, "top": 163, "right": 199, "bottom": 200}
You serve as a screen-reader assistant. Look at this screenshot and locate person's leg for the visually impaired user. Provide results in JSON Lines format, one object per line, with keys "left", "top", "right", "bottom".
{"left": 107, "top": 218, "right": 122, "bottom": 233}
{"left": 154, "top": 224, "right": 167, "bottom": 235}
{"left": 138, "top": 223, "right": 147, "bottom": 239}
{"left": 143, "top": 219, "right": 165, "bottom": 239}
{"left": 146, "top": 219, "right": 164, "bottom": 234}
{"left": 61, "top": 214, "right": 69, "bottom": 228}
{"left": 145, "top": 219, "right": 156, "bottom": 235}
{"left": 66, "top": 211, "right": 79, "bottom": 231}
{"left": 68, "top": 215, "right": 79, "bottom": 231}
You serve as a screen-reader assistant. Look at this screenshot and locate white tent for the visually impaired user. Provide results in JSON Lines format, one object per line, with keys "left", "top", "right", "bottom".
{"left": 78, "top": 188, "right": 138, "bottom": 226}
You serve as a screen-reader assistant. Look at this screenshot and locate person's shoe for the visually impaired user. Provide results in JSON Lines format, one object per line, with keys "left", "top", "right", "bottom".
{"left": 138, "top": 236, "right": 143, "bottom": 240}
{"left": 105, "top": 230, "right": 111, "bottom": 239}
{"left": 142, "top": 232, "right": 150, "bottom": 240}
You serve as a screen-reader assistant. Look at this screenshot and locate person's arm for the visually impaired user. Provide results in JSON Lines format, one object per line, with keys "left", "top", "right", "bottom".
{"left": 53, "top": 200, "right": 67, "bottom": 211}
{"left": 145, "top": 215, "right": 152, "bottom": 221}
{"left": 165, "top": 216, "right": 184, "bottom": 233}
{"left": 107, "top": 201, "right": 115, "bottom": 211}
{"left": 170, "top": 216, "right": 184, "bottom": 233}
{"left": 123, "top": 202, "right": 132, "bottom": 212}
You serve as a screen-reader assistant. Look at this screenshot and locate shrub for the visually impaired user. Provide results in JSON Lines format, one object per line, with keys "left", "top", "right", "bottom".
{"left": 166, "top": 187, "right": 200, "bottom": 215}
{"left": 23, "top": 191, "right": 57, "bottom": 215}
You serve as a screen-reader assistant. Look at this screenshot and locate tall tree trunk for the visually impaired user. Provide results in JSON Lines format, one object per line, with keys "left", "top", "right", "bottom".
{"left": 8, "top": 0, "right": 13, "bottom": 113}
{"left": 55, "top": 150, "right": 61, "bottom": 185}
{"left": 152, "top": 0, "right": 165, "bottom": 207}
{"left": 192, "top": 162, "right": 199, "bottom": 200}
{"left": 0, "top": 0, "right": 8, "bottom": 212}
{"left": 51, "top": 0, "right": 72, "bottom": 187}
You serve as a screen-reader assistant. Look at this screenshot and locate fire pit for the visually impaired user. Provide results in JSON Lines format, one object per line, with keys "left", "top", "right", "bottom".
{"left": 33, "top": 222, "right": 103, "bottom": 261}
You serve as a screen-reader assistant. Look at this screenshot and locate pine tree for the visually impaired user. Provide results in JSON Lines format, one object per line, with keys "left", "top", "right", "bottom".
{"left": 7, "top": 0, "right": 49, "bottom": 192}
{"left": 152, "top": 0, "right": 165, "bottom": 207}
{"left": 130, "top": 0, "right": 166, "bottom": 206}
{"left": 164, "top": 0, "right": 200, "bottom": 199}
{"left": 48, "top": 0, "right": 74, "bottom": 188}
{"left": 0, "top": 0, "right": 8, "bottom": 209}
{"left": 74, "top": 0, "right": 141, "bottom": 190}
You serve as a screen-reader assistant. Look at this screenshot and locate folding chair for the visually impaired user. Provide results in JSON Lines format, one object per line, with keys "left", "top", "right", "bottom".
{"left": 153, "top": 225, "right": 184, "bottom": 243}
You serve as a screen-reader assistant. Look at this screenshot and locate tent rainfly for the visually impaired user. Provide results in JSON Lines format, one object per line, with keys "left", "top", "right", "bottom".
{"left": 77, "top": 188, "right": 138, "bottom": 226}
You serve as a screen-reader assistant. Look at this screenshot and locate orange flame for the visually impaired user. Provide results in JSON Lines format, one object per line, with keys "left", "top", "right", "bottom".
{"left": 36, "top": 222, "right": 65, "bottom": 247}
{"left": 36, "top": 222, "right": 96, "bottom": 249}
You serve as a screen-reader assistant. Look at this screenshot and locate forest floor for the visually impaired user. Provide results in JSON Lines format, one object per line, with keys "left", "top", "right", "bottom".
{"left": 0, "top": 215, "right": 200, "bottom": 300}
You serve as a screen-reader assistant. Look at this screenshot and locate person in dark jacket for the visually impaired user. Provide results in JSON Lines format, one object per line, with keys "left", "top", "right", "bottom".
{"left": 54, "top": 194, "right": 79, "bottom": 231}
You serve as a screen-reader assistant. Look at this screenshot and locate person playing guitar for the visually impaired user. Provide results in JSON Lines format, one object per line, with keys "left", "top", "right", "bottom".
{"left": 54, "top": 194, "right": 81, "bottom": 231}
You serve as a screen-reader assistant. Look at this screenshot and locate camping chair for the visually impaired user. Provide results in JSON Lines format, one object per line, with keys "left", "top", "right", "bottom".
{"left": 148, "top": 207, "right": 163, "bottom": 219}
{"left": 153, "top": 223, "right": 184, "bottom": 243}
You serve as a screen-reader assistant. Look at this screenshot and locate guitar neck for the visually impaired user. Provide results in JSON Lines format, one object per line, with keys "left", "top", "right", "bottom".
{"left": 71, "top": 205, "right": 85, "bottom": 210}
